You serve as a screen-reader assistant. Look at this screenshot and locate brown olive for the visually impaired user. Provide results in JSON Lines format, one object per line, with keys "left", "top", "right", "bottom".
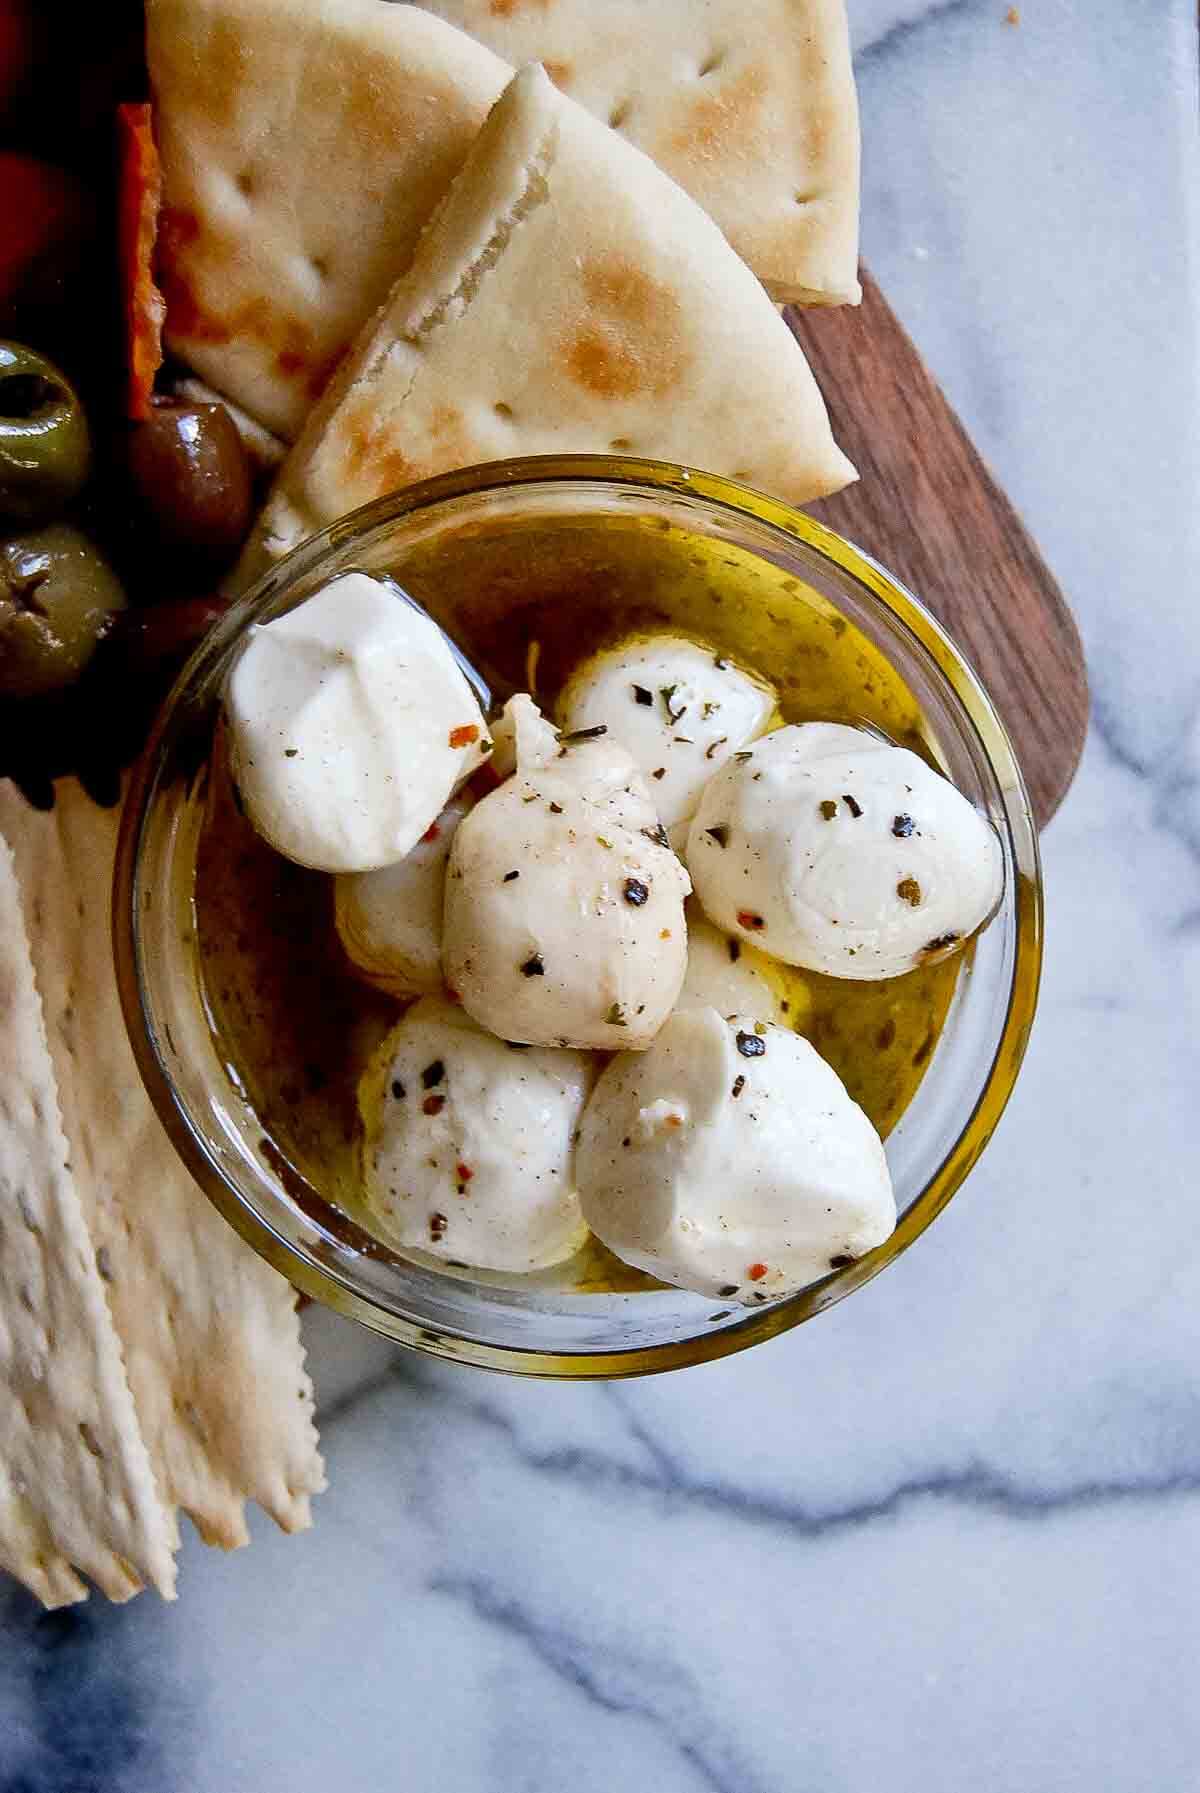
{"left": 0, "top": 524, "right": 127, "bottom": 698}
{"left": 126, "top": 400, "right": 253, "bottom": 561}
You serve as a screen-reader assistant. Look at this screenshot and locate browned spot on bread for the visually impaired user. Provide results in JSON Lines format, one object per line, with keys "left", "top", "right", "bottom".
{"left": 543, "top": 59, "right": 572, "bottom": 88}
{"left": 339, "top": 395, "right": 413, "bottom": 497}
{"left": 489, "top": 0, "right": 552, "bottom": 14}
{"left": 562, "top": 259, "right": 683, "bottom": 400}
{"left": 664, "top": 63, "right": 768, "bottom": 161}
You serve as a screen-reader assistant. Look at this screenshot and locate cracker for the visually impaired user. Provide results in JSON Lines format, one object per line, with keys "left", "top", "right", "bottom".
{"left": 0, "top": 783, "right": 325, "bottom": 1552}
{"left": 238, "top": 63, "right": 855, "bottom": 586}
{"left": 417, "top": 0, "right": 860, "bottom": 304}
{"left": 0, "top": 838, "right": 177, "bottom": 1606}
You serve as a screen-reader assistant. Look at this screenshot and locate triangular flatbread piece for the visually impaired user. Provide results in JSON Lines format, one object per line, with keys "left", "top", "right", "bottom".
{"left": 415, "top": 0, "right": 860, "bottom": 305}
{"left": 0, "top": 837, "right": 177, "bottom": 1607}
{"left": 241, "top": 63, "right": 855, "bottom": 579}
{"left": 147, "top": 0, "right": 511, "bottom": 438}
{"left": 0, "top": 782, "right": 325, "bottom": 1552}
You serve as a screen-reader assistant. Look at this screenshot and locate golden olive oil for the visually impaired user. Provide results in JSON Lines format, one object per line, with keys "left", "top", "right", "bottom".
{"left": 194, "top": 511, "right": 960, "bottom": 1293}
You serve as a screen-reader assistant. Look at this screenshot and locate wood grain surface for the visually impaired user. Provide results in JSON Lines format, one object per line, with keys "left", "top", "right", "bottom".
{"left": 787, "top": 270, "right": 1089, "bottom": 827}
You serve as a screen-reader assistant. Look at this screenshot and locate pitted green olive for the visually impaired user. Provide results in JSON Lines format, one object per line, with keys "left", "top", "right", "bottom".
{"left": 0, "top": 341, "right": 91, "bottom": 523}
{"left": 0, "top": 524, "right": 126, "bottom": 698}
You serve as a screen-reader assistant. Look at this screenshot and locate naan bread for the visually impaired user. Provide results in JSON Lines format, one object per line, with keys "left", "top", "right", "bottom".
{"left": 416, "top": 0, "right": 860, "bottom": 304}
{"left": 0, "top": 782, "right": 325, "bottom": 1552}
{"left": 0, "top": 838, "right": 177, "bottom": 1607}
{"left": 146, "top": 0, "right": 511, "bottom": 438}
{"left": 239, "top": 63, "right": 855, "bottom": 582}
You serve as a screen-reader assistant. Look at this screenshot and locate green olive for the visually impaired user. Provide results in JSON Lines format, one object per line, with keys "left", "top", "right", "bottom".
{"left": 0, "top": 341, "right": 91, "bottom": 524}
{"left": 0, "top": 525, "right": 127, "bottom": 698}
{"left": 126, "top": 400, "right": 253, "bottom": 560}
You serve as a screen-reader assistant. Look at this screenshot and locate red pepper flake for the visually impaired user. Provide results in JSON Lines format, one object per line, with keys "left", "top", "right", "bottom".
{"left": 737, "top": 910, "right": 765, "bottom": 932}
{"left": 456, "top": 1162, "right": 474, "bottom": 1184}
{"left": 443, "top": 985, "right": 462, "bottom": 1005}
{"left": 652, "top": 767, "right": 666, "bottom": 781}
{"left": 842, "top": 793, "right": 863, "bottom": 819}
{"left": 429, "top": 1212, "right": 448, "bottom": 1241}
{"left": 449, "top": 724, "right": 479, "bottom": 749}
{"left": 421, "top": 821, "right": 441, "bottom": 843}
{"left": 747, "top": 1262, "right": 768, "bottom": 1282}
{"left": 422, "top": 1094, "right": 445, "bottom": 1116}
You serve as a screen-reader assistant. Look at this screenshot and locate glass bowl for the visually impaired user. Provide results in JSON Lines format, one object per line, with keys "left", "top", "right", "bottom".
{"left": 114, "top": 456, "right": 1041, "bottom": 1378}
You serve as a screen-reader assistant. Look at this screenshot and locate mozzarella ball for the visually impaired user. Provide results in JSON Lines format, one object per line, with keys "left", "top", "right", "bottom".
{"left": 225, "top": 571, "right": 490, "bottom": 872}
{"left": 360, "top": 996, "right": 592, "bottom": 1273}
{"left": 443, "top": 701, "right": 691, "bottom": 1049}
{"left": 334, "top": 794, "right": 472, "bottom": 999}
{"left": 577, "top": 1008, "right": 895, "bottom": 1303}
{"left": 687, "top": 723, "right": 1003, "bottom": 979}
{"left": 557, "top": 635, "right": 775, "bottom": 832}
{"left": 677, "top": 912, "right": 798, "bottom": 1027}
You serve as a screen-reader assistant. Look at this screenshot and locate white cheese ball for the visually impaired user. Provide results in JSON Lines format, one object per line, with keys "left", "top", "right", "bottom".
{"left": 677, "top": 913, "right": 798, "bottom": 1027}
{"left": 225, "top": 571, "right": 490, "bottom": 872}
{"left": 687, "top": 723, "right": 1003, "bottom": 979}
{"left": 334, "top": 795, "right": 472, "bottom": 999}
{"left": 557, "top": 636, "right": 775, "bottom": 832}
{"left": 360, "top": 996, "right": 592, "bottom": 1273}
{"left": 443, "top": 700, "right": 691, "bottom": 1049}
{"left": 577, "top": 1008, "right": 895, "bottom": 1303}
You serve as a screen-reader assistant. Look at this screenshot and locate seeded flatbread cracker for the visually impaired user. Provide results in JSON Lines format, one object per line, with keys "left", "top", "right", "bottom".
{"left": 239, "top": 63, "right": 855, "bottom": 584}
{"left": 0, "top": 838, "right": 177, "bottom": 1607}
{"left": 416, "top": 0, "right": 860, "bottom": 304}
{"left": 147, "top": 0, "right": 512, "bottom": 438}
{"left": 0, "top": 782, "right": 325, "bottom": 1551}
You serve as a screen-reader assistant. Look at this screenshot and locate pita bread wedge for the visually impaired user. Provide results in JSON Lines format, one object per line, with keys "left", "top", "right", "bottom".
{"left": 239, "top": 63, "right": 855, "bottom": 581}
{"left": 416, "top": 0, "right": 860, "bottom": 304}
{"left": 0, "top": 782, "right": 325, "bottom": 1552}
{"left": 0, "top": 838, "right": 177, "bottom": 1607}
{"left": 147, "top": 0, "right": 511, "bottom": 438}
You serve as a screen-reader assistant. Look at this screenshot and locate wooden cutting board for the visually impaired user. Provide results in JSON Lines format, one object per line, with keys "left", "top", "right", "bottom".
{"left": 787, "top": 270, "right": 1088, "bottom": 827}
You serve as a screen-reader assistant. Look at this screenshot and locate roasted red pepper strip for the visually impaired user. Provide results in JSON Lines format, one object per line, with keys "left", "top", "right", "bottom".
{"left": 116, "top": 102, "right": 166, "bottom": 421}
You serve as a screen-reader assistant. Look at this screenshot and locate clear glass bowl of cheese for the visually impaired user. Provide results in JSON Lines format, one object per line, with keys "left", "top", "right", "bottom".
{"left": 115, "top": 457, "right": 1041, "bottom": 1377}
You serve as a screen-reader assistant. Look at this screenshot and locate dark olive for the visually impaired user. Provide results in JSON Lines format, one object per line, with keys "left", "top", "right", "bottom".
{"left": 126, "top": 400, "right": 253, "bottom": 561}
{"left": 0, "top": 524, "right": 127, "bottom": 698}
{"left": 0, "top": 341, "right": 91, "bottom": 524}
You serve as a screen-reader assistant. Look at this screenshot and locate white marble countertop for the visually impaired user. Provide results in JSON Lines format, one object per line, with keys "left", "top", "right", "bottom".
{"left": 5, "top": 2, "right": 1199, "bottom": 1787}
